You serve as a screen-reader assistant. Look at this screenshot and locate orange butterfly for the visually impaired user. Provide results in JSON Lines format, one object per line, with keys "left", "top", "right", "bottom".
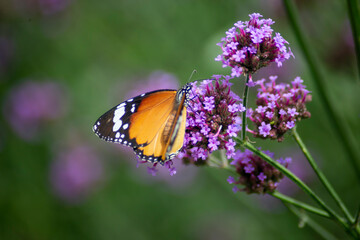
{"left": 93, "top": 83, "right": 192, "bottom": 164}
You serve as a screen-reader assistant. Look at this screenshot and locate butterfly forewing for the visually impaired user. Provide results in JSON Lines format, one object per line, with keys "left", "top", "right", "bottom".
{"left": 128, "top": 91, "right": 177, "bottom": 146}
{"left": 93, "top": 93, "right": 141, "bottom": 145}
{"left": 93, "top": 89, "right": 178, "bottom": 158}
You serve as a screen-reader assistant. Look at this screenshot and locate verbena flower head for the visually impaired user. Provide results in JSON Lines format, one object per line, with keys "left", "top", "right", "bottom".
{"left": 249, "top": 76, "right": 312, "bottom": 141}
{"left": 178, "top": 75, "right": 245, "bottom": 164}
{"left": 215, "top": 13, "right": 293, "bottom": 76}
{"left": 228, "top": 149, "right": 291, "bottom": 194}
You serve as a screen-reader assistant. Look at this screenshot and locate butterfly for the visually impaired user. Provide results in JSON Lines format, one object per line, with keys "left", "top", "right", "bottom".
{"left": 93, "top": 83, "right": 192, "bottom": 165}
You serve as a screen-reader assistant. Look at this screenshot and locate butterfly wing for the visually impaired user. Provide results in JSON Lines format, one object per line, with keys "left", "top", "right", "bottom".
{"left": 93, "top": 89, "right": 182, "bottom": 162}
{"left": 133, "top": 102, "right": 187, "bottom": 163}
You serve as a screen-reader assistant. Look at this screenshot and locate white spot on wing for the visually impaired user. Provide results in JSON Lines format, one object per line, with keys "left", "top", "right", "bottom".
{"left": 113, "top": 106, "right": 125, "bottom": 123}
{"left": 115, "top": 132, "right": 120, "bottom": 138}
{"left": 131, "top": 104, "right": 135, "bottom": 113}
{"left": 116, "top": 103, "right": 125, "bottom": 109}
{"left": 127, "top": 98, "right": 133, "bottom": 102}
{"left": 113, "top": 120, "right": 122, "bottom": 132}
{"left": 122, "top": 123, "right": 129, "bottom": 130}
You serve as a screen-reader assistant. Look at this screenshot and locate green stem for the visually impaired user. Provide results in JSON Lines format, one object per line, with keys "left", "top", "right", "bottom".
{"left": 356, "top": 206, "right": 360, "bottom": 225}
{"left": 283, "top": 202, "right": 338, "bottom": 240}
{"left": 354, "top": 206, "right": 360, "bottom": 230}
{"left": 208, "top": 155, "right": 222, "bottom": 168}
{"left": 241, "top": 74, "right": 250, "bottom": 141}
{"left": 271, "top": 191, "right": 330, "bottom": 218}
{"left": 282, "top": 0, "right": 360, "bottom": 183}
{"left": 292, "top": 127, "right": 354, "bottom": 223}
{"left": 346, "top": 0, "right": 360, "bottom": 80}
{"left": 238, "top": 139, "right": 358, "bottom": 238}
{"left": 205, "top": 167, "right": 294, "bottom": 237}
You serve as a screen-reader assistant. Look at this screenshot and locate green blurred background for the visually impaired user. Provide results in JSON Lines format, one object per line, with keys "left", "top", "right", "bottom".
{"left": 0, "top": 0, "right": 359, "bottom": 239}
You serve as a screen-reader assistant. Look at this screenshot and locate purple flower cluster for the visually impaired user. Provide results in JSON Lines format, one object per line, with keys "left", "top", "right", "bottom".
{"left": 215, "top": 13, "right": 293, "bottom": 76}
{"left": 178, "top": 75, "right": 244, "bottom": 164}
{"left": 228, "top": 149, "right": 291, "bottom": 194}
{"left": 249, "top": 76, "right": 311, "bottom": 141}
{"left": 3, "top": 80, "right": 67, "bottom": 141}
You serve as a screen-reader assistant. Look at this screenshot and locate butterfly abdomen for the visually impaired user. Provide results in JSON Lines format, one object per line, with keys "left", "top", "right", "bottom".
{"left": 162, "top": 111, "right": 176, "bottom": 144}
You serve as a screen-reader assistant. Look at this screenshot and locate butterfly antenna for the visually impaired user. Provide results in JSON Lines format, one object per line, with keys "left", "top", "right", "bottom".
{"left": 188, "top": 69, "right": 197, "bottom": 83}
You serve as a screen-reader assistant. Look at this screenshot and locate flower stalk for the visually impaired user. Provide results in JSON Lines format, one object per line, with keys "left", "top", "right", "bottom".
{"left": 271, "top": 191, "right": 330, "bottom": 218}
{"left": 283, "top": 203, "right": 338, "bottom": 240}
{"left": 237, "top": 139, "right": 358, "bottom": 238}
{"left": 292, "top": 127, "right": 354, "bottom": 223}
{"left": 282, "top": 0, "right": 360, "bottom": 182}
{"left": 345, "top": 0, "right": 360, "bottom": 80}
{"left": 241, "top": 74, "right": 250, "bottom": 141}
{"left": 354, "top": 206, "right": 360, "bottom": 230}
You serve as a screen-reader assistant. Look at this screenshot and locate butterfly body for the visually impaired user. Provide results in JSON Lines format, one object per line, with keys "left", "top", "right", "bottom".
{"left": 93, "top": 83, "right": 192, "bottom": 164}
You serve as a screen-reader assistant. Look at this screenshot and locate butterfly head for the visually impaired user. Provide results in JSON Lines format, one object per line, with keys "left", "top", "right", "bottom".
{"left": 176, "top": 83, "right": 193, "bottom": 106}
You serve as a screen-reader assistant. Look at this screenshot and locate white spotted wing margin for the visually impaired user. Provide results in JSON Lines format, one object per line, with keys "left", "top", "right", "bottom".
{"left": 92, "top": 89, "right": 177, "bottom": 149}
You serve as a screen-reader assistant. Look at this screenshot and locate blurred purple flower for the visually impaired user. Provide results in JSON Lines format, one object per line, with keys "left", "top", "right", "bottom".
{"left": 278, "top": 148, "right": 316, "bottom": 195}
{"left": 124, "top": 70, "right": 179, "bottom": 100}
{"left": 12, "top": 0, "right": 71, "bottom": 16}
{"left": 3, "top": 80, "right": 67, "bottom": 141}
{"left": 215, "top": 13, "right": 293, "bottom": 76}
{"left": 131, "top": 157, "right": 198, "bottom": 190}
{"left": 50, "top": 145, "right": 103, "bottom": 203}
{"left": 38, "top": 0, "right": 71, "bottom": 15}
